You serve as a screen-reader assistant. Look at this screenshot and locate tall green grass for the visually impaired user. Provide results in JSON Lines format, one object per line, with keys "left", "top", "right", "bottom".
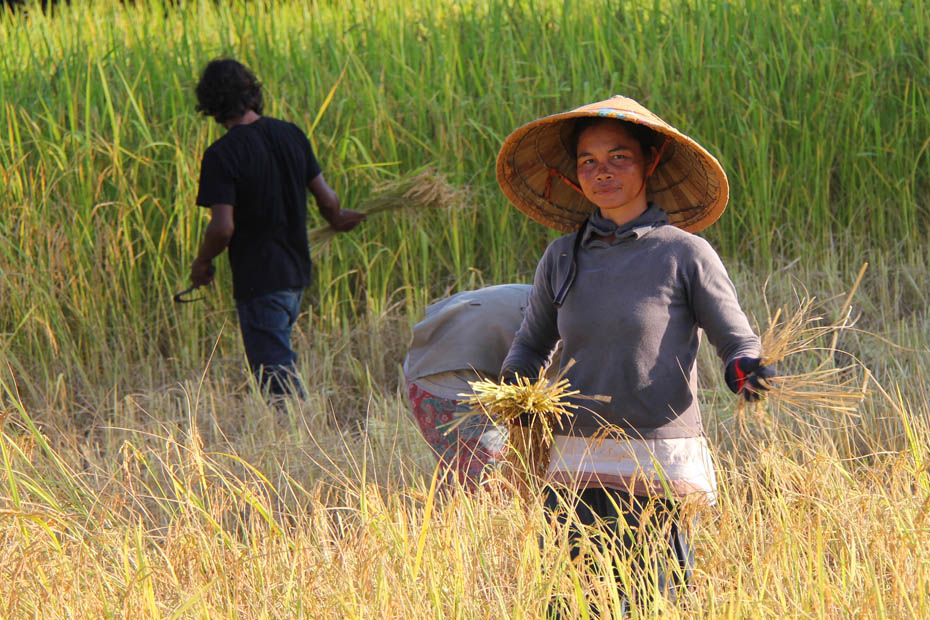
{"left": 1, "top": 0, "right": 928, "bottom": 395}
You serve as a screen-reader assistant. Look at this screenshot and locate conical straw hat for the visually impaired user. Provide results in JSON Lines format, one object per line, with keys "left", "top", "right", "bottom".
{"left": 496, "top": 95, "right": 729, "bottom": 233}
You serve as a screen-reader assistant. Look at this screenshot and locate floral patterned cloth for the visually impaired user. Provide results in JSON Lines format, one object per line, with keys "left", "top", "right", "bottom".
{"left": 407, "top": 381, "right": 507, "bottom": 491}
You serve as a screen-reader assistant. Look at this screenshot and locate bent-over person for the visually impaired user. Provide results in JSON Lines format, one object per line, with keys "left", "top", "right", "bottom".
{"left": 404, "top": 284, "right": 534, "bottom": 491}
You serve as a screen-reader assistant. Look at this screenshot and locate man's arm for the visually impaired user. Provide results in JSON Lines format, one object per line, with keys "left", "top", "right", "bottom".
{"left": 308, "top": 174, "right": 365, "bottom": 232}
{"left": 190, "top": 204, "right": 234, "bottom": 286}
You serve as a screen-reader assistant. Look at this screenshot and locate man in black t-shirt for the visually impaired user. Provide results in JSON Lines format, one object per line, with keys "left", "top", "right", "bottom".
{"left": 190, "top": 58, "right": 364, "bottom": 396}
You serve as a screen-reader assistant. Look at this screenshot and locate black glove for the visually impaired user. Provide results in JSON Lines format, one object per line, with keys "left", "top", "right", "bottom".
{"left": 725, "top": 357, "right": 775, "bottom": 402}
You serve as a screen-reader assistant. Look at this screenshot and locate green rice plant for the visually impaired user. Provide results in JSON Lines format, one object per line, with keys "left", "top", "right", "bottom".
{"left": 3, "top": 0, "right": 930, "bottom": 398}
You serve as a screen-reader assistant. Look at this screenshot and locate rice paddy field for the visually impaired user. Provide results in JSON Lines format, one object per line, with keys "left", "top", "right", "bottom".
{"left": 1, "top": 0, "right": 929, "bottom": 617}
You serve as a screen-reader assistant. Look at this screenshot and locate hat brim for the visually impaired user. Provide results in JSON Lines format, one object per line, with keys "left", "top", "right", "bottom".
{"left": 496, "top": 96, "right": 729, "bottom": 233}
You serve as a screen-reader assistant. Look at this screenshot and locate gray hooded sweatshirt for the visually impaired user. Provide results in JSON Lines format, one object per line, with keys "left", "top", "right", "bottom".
{"left": 501, "top": 206, "right": 759, "bottom": 439}
{"left": 405, "top": 284, "right": 533, "bottom": 382}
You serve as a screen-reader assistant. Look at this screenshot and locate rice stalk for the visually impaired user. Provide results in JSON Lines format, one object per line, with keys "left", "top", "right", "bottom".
{"left": 756, "top": 263, "right": 870, "bottom": 415}
{"left": 762, "top": 367, "right": 870, "bottom": 416}
{"left": 308, "top": 166, "right": 472, "bottom": 251}
{"left": 459, "top": 360, "right": 609, "bottom": 484}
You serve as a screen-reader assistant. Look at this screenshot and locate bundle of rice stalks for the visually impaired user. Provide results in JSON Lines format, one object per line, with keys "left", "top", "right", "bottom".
{"left": 308, "top": 167, "right": 471, "bottom": 251}
{"left": 755, "top": 263, "right": 871, "bottom": 417}
{"left": 459, "top": 360, "right": 609, "bottom": 485}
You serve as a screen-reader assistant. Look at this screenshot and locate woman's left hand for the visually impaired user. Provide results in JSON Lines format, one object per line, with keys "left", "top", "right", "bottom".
{"left": 725, "top": 357, "right": 775, "bottom": 401}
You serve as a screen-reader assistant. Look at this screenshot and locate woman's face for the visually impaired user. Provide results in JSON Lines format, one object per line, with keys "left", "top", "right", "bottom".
{"left": 575, "top": 120, "right": 650, "bottom": 212}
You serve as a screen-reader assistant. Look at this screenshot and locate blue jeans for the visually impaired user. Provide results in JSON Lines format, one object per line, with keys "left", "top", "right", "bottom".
{"left": 235, "top": 288, "right": 305, "bottom": 397}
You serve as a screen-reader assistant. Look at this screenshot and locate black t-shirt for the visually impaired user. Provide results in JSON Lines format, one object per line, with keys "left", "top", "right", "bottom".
{"left": 196, "top": 117, "right": 323, "bottom": 299}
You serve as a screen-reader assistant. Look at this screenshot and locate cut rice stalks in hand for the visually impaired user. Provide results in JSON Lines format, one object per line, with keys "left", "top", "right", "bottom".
{"left": 751, "top": 263, "right": 871, "bottom": 421}
{"left": 456, "top": 360, "right": 610, "bottom": 487}
{"left": 308, "top": 166, "right": 471, "bottom": 252}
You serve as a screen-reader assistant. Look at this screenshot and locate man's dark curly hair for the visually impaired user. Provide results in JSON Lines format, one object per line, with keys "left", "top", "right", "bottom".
{"left": 195, "top": 58, "right": 264, "bottom": 123}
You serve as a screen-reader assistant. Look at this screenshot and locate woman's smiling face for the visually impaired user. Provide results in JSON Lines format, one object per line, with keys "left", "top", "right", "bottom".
{"left": 575, "top": 120, "right": 651, "bottom": 214}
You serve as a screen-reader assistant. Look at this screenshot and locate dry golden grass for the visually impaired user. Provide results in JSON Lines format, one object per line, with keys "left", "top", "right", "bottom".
{"left": 3, "top": 264, "right": 930, "bottom": 618}
{"left": 2, "top": 355, "right": 930, "bottom": 619}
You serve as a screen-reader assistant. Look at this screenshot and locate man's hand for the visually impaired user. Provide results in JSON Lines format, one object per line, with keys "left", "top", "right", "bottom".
{"left": 190, "top": 258, "right": 216, "bottom": 287}
{"left": 725, "top": 357, "right": 776, "bottom": 402}
{"left": 309, "top": 174, "right": 365, "bottom": 232}
{"left": 327, "top": 209, "right": 366, "bottom": 232}
{"left": 190, "top": 204, "right": 232, "bottom": 287}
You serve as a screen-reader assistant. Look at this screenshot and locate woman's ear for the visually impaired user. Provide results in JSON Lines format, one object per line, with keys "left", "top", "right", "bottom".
{"left": 641, "top": 145, "right": 660, "bottom": 179}
{"left": 646, "top": 145, "right": 660, "bottom": 168}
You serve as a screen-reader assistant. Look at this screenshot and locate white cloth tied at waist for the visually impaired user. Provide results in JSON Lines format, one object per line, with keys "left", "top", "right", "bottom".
{"left": 546, "top": 434, "right": 717, "bottom": 504}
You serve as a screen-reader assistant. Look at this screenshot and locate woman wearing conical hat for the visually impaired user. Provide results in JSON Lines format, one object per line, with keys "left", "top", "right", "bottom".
{"left": 498, "top": 96, "right": 775, "bottom": 610}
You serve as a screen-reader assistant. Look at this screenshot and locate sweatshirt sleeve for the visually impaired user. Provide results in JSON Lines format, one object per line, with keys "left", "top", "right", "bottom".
{"left": 686, "top": 238, "right": 761, "bottom": 365}
{"left": 501, "top": 245, "right": 561, "bottom": 379}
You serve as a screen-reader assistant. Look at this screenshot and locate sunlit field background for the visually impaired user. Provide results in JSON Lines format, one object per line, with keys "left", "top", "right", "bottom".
{"left": 1, "top": 0, "right": 929, "bottom": 617}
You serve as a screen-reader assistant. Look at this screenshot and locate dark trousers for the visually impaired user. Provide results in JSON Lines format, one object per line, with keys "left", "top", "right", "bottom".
{"left": 543, "top": 486, "right": 694, "bottom": 614}
{"left": 235, "top": 288, "right": 305, "bottom": 397}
